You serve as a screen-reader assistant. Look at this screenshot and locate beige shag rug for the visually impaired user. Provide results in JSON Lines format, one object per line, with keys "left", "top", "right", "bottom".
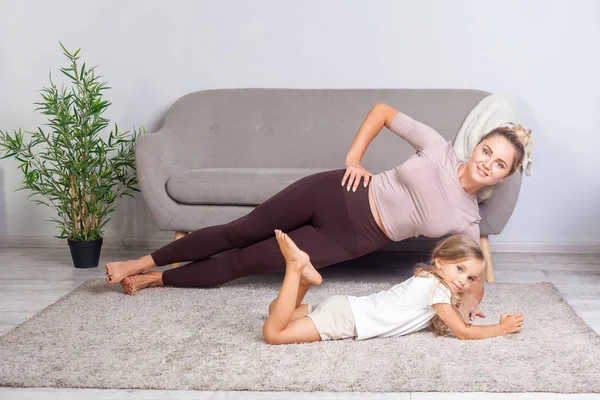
{"left": 1, "top": 279, "right": 599, "bottom": 393}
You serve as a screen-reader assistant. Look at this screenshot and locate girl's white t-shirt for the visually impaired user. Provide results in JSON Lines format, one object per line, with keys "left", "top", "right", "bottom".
{"left": 347, "top": 274, "right": 452, "bottom": 340}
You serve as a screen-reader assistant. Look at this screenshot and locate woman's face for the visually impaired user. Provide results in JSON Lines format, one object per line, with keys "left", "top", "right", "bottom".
{"left": 467, "top": 135, "right": 516, "bottom": 186}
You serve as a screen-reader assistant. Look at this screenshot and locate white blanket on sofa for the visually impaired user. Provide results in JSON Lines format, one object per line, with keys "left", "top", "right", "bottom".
{"left": 453, "top": 94, "right": 531, "bottom": 175}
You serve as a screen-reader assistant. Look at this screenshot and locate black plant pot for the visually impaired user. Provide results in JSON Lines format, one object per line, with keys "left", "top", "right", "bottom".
{"left": 67, "top": 238, "right": 103, "bottom": 268}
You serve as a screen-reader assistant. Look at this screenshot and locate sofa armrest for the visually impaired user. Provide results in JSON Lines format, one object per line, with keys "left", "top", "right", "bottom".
{"left": 478, "top": 171, "right": 522, "bottom": 236}
{"left": 135, "top": 129, "right": 184, "bottom": 230}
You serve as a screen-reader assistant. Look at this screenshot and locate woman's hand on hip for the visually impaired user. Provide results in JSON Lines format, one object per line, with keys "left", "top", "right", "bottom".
{"left": 342, "top": 161, "right": 373, "bottom": 192}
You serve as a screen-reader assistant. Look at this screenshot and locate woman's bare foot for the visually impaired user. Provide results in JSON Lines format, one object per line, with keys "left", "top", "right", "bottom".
{"left": 105, "top": 255, "right": 156, "bottom": 284}
{"left": 120, "top": 271, "right": 163, "bottom": 295}
{"left": 274, "top": 229, "right": 322, "bottom": 286}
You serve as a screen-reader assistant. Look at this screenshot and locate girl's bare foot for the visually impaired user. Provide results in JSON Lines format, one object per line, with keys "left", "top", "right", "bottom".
{"left": 274, "top": 229, "right": 322, "bottom": 285}
{"left": 301, "top": 263, "right": 322, "bottom": 286}
{"left": 120, "top": 271, "right": 163, "bottom": 295}
{"left": 105, "top": 255, "right": 155, "bottom": 284}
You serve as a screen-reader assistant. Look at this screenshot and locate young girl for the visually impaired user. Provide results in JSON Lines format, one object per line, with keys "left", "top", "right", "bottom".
{"left": 263, "top": 230, "right": 524, "bottom": 344}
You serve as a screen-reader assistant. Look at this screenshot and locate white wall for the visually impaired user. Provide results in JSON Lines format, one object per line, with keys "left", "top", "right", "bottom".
{"left": 1, "top": 0, "right": 599, "bottom": 249}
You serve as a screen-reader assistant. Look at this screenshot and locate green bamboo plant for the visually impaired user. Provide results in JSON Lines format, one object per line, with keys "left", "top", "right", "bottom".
{"left": 0, "top": 43, "right": 144, "bottom": 241}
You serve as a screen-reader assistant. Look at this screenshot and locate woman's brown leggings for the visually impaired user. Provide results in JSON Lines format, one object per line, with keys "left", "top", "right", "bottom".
{"left": 154, "top": 169, "right": 392, "bottom": 287}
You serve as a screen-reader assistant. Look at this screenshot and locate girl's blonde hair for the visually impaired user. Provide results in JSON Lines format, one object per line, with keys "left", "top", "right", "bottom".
{"left": 414, "top": 235, "right": 485, "bottom": 336}
{"left": 476, "top": 124, "right": 535, "bottom": 201}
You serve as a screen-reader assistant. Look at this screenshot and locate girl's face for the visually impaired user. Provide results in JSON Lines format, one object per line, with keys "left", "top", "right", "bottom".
{"left": 466, "top": 135, "right": 516, "bottom": 186}
{"left": 435, "top": 257, "right": 484, "bottom": 294}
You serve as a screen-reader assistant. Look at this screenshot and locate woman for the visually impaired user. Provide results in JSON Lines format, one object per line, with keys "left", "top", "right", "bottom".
{"left": 105, "top": 103, "right": 533, "bottom": 320}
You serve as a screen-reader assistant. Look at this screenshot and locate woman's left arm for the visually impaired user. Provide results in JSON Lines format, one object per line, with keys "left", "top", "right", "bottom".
{"left": 461, "top": 279, "right": 485, "bottom": 323}
{"left": 459, "top": 223, "right": 485, "bottom": 322}
{"left": 462, "top": 223, "right": 481, "bottom": 245}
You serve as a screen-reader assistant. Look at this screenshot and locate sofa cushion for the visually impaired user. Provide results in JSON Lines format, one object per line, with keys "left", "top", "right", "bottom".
{"left": 166, "top": 168, "right": 331, "bottom": 205}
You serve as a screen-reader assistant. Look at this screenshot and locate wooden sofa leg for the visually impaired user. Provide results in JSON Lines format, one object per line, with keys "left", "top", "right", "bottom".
{"left": 171, "top": 231, "right": 189, "bottom": 268}
{"left": 480, "top": 235, "right": 495, "bottom": 283}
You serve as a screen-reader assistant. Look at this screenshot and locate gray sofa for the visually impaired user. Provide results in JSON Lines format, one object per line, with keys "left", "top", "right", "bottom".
{"left": 135, "top": 89, "right": 523, "bottom": 281}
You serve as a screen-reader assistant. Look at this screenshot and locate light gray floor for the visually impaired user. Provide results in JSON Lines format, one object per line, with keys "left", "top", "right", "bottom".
{"left": 1, "top": 247, "right": 599, "bottom": 399}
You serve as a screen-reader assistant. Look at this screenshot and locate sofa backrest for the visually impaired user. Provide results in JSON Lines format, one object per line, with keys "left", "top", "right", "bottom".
{"left": 162, "top": 88, "right": 490, "bottom": 170}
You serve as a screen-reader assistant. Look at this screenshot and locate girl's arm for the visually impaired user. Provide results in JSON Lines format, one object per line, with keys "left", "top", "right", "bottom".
{"left": 432, "top": 303, "right": 524, "bottom": 340}
{"left": 342, "top": 103, "right": 398, "bottom": 191}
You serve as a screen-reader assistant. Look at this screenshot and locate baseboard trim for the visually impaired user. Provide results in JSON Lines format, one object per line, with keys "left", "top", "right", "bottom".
{"left": 122, "top": 237, "right": 172, "bottom": 249}
{"left": 1, "top": 235, "right": 599, "bottom": 253}
{"left": 0, "top": 235, "right": 168, "bottom": 250}
{"left": 488, "top": 241, "right": 600, "bottom": 253}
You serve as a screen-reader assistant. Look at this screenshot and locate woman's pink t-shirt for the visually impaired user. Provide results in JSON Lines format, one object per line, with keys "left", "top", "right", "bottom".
{"left": 370, "top": 112, "right": 481, "bottom": 243}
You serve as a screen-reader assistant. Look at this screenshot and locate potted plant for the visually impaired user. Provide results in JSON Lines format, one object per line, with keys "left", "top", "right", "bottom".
{"left": 0, "top": 43, "right": 144, "bottom": 268}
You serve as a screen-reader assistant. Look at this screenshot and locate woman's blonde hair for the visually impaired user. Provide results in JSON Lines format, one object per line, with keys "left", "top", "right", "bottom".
{"left": 414, "top": 234, "right": 485, "bottom": 336}
{"left": 476, "top": 124, "right": 535, "bottom": 201}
